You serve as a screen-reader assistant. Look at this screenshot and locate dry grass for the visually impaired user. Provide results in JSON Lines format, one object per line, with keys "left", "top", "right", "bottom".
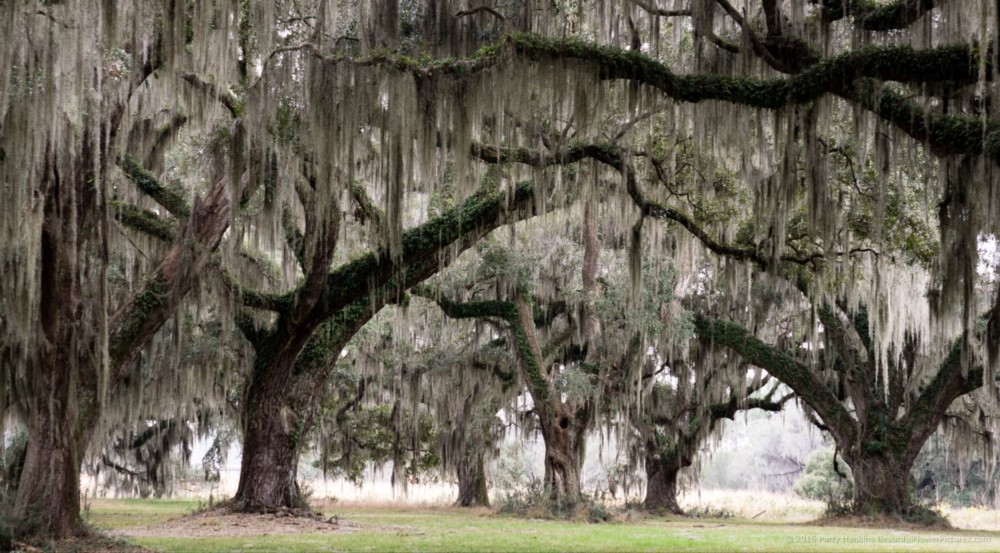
{"left": 680, "top": 489, "right": 825, "bottom": 522}
{"left": 679, "top": 490, "right": 1000, "bottom": 532}
{"left": 942, "top": 506, "right": 1000, "bottom": 532}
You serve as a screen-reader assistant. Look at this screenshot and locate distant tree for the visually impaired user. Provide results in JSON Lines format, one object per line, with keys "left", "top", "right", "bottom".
{"left": 635, "top": 368, "right": 793, "bottom": 514}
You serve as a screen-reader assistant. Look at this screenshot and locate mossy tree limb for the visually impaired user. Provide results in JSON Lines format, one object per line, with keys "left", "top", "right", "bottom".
{"left": 108, "top": 176, "right": 232, "bottom": 384}
{"left": 692, "top": 315, "right": 858, "bottom": 447}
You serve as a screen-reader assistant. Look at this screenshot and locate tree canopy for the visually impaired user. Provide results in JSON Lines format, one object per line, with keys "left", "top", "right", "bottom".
{"left": 2, "top": 0, "right": 999, "bottom": 539}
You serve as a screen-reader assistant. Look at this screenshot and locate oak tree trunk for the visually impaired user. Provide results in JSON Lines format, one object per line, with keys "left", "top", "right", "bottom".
{"left": 12, "top": 178, "right": 100, "bottom": 539}
{"left": 538, "top": 403, "right": 586, "bottom": 505}
{"left": 13, "top": 349, "right": 96, "bottom": 538}
{"left": 847, "top": 449, "right": 914, "bottom": 516}
{"left": 643, "top": 458, "right": 684, "bottom": 515}
{"left": 455, "top": 451, "right": 490, "bottom": 507}
{"left": 233, "top": 357, "right": 307, "bottom": 511}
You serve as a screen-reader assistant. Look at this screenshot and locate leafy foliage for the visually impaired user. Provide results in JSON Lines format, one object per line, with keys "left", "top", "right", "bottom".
{"left": 794, "top": 448, "right": 854, "bottom": 516}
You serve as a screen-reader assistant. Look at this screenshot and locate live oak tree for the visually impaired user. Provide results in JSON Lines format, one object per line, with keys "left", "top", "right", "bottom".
{"left": 415, "top": 209, "right": 697, "bottom": 506}
{"left": 0, "top": 1, "right": 241, "bottom": 538}
{"left": 315, "top": 304, "right": 509, "bottom": 507}
{"left": 7, "top": 0, "right": 1000, "bottom": 531}
{"left": 634, "top": 363, "right": 794, "bottom": 514}
{"left": 151, "top": 3, "right": 1000, "bottom": 519}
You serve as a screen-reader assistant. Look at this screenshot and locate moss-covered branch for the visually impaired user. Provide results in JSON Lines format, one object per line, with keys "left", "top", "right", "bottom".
{"left": 109, "top": 177, "right": 231, "bottom": 383}
{"left": 900, "top": 339, "right": 983, "bottom": 455}
{"left": 319, "top": 179, "right": 542, "bottom": 322}
{"left": 180, "top": 72, "right": 243, "bottom": 118}
{"left": 506, "top": 33, "right": 998, "bottom": 161}
{"left": 816, "top": 0, "right": 939, "bottom": 31}
{"left": 112, "top": 201, "right": 177, "bottom": 243}
{"left": 349, "top": 180, "right": 388, "bottom": 238}
{"left": 282, "top": 206, "right": 306, "bottom": 271}
{"left": 473, "top": 141, "right": 823, "bottom": 270}
{"left": 541, "top": 325, "right": 576, "bottom": 361}
{"left": 411, "top": 286, "right": 515, "bottom": 320}
{"left": 215, "top": 263, "right": 294, "bottom": 313}
{"left": 117, "top": 153, "right": 192, "bottom": 218}
{"left": 707, "top": 394, "right": 791, "bottom": 425}
{"left": 849, "top": 82, "right": 1000, "bottom": 158}
{"left": 414, "top": 286, "right": 551, "bottom": 403}
{"left": 692, "top": 315, "right": 857, "bottom": 445}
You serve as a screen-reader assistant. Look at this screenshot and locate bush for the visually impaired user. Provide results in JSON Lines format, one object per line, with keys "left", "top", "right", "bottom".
{"left": 686, "top": 505, "right": 736, "bottom": 519}
{"left": 494, "top": 476, "right": 546, "bottom": 516}
{"left": 794, "top": 448, "right": 853, "bottom": 516}
{"left": 586, "top": 501, "right": 612, "bottom": 523}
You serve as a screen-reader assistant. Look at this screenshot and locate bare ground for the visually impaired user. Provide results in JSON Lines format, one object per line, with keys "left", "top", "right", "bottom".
{"left": 110, "top": 504, "right": 354, "bottom": 539}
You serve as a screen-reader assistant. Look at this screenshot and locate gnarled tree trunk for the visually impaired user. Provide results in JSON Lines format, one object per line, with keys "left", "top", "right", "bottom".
{"left": 538, "top": 401, "right": 587, "bottom": 505}
{"left": 455, "top": 451, "right": 490, "bottom": 507}
{"left": 843, "top": 419, "right": 922, "bottom": 516}
{"left": 643, "top": 452, "right": 686, "bottom": 515}
{"left": 233, "top": 353, "right": 309, "bottom": 511}
{"left": 11, "top": 173, "right": 101, "bottom": 538}
{"left": 847, "top": 451, "right": 913, "bottom": 515}
{"left": 14, "top": 354, "right": 92, "bottom": 538}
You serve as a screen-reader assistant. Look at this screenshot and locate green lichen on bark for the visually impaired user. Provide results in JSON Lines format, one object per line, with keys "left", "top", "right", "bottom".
{"left": 117, "top": 153, "right": 191, "bottom": 218}
{"left": 108, "top": 279, "right": 168, "bottom": 368}
{"left": 111, "top": 201, "right": 177, "bottom": 242}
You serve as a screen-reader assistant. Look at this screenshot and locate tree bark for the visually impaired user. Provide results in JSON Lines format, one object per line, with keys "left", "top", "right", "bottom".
{"left": 11, "top": 169, "right": 100, "bottom": 538}
{"left": 13, "top": 353, "right": 89, "bottom": 538}
{"left": 229, "top": 179, "right": 547, "bottom": 512}
{"left": 233, "top": 354, "right": 308, "bottom": 511}
{"left": 538, "top": 402, "right": 586, "bottom": 505}
{"left": 455, "top": 451, "right": 490, "bottom": 507}
{"left": 846, "top": 450, "right": 914, "bottom": 516}
{"left": 643, "top": 458, "right": 684, "bottom": 515}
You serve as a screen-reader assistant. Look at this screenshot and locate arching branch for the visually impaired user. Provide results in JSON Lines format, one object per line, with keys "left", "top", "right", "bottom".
{"left": 628, "top": 1, "right": 692, "bottom": 17}
{"left": 118, "top": 154, "right": 192, "bottom": 218}
{"left": 180, "top": 73, "right": 242, "bottom": 118}
{"left": 692, "top": 315, "right": 858, "bottom": 446}
{"left": 108, "top": 177, "right": 231, "bottom": 384}
{"left": 112, "top": 202, "right": 177, "bottom": 243}
{"left": 455, "top": 6, "right": 506, "bottom": 21}
{"left": 816, "top": 0, "right": 941, "bottom": 31}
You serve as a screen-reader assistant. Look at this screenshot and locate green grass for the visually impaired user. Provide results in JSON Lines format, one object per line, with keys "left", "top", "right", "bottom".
{"left": 87, "top": 498, "right": 201, "bottom": 530}
{"left": 87, "top": 499, "right": 1000, "bottom": 553}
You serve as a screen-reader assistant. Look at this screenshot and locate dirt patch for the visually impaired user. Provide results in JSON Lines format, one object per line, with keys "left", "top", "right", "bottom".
{"left": 811, "top": 513, "right": 953, "bottom": 531}
{"left": 112, "top": 505, "right": 354, "bottom": 538}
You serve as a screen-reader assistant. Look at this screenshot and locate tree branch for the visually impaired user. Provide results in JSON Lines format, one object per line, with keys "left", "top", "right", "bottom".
{"left": 411, "top": 286, "right": 515, "bottom": 320}
{"left": 117, "top": 154, "right": 191, "bottom": 218}
{"left": 628, "top": 0, "right": 692, "bottom": 17}
{"left": 455, "top": 6, "right": 506, "bottom": 21}
{"left": 816, "top": 0, "right": 941, "bottom": 31}
{"left": 112, "top": 201, "right": 177, "bottom": 243}
{"left": 692, "top": 315, "right": 857, "bottom": 445}
{"left": 349, "top": 180, "right": 388, "bottom": 238}
{"left": 900, "top": 339, "right": 983, "bottom": 458}
{"left": 180, "top": 73, "right": 242, "bottom": 118}
{"left": 109, "top": 177, "right": 231, "bottom": 385}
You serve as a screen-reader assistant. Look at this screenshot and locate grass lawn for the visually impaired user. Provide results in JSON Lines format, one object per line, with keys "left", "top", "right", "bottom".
{"left": 86, "top": 499, "right": 999, "bottom": 553}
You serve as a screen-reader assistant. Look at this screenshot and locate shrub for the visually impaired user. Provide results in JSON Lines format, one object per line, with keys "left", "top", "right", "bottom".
{"left": 794, "top": 448, "right": 853, "bottom": 516}
{"left": 686, "top": 505, "right": 736, "bottom": 519}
